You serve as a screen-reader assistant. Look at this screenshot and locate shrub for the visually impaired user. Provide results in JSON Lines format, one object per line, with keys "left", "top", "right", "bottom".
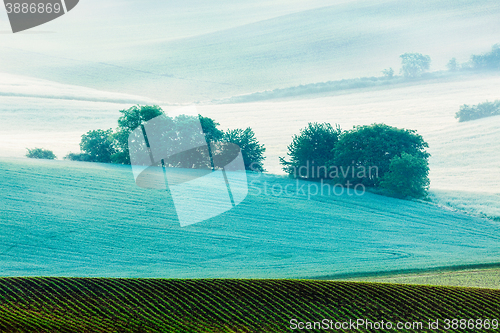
{"left": 455, "top": 100, "right": 500, "bottom": 122}
{"left": 26, "top": 148, "right": 56, "bottom": 160}
{"left": 64, "top": 153, "right": 92, "bottom": 162}
{"left": 279, "top": 123, "right": 342, "bottom": 179}
{"left": 379, "top": 152, "right": 430, "bottom": 199}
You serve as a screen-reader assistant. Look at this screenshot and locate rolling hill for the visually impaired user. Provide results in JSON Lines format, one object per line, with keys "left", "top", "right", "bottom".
{"left": 1, "top": 2, "right": 499, "bottom": 331}
{"left": 1, "top": 157, "right": 499, "bottom": 278}
{"left": 1, "top": 0, "right": 500, "bottom": 102}
{"left": 1, "top": 0, "right": 499, "bottom": 220}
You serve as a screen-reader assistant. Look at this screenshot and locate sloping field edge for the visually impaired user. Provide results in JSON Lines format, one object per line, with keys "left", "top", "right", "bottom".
{"left": 309, "top": 262, "right": 500, "bottom": 280}
{"left": 210, "top": 71, "right": 496, "bottom": 104}
{"left": 0, "top": 278, "right": 499, "bottom": 332}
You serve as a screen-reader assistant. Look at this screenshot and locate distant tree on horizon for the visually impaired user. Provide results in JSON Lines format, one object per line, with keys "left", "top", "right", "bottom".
{"left": 399, "top": 53, "right": 431, "bottom": 78}
{"left": 382, "top": 67, "right": 395, "bottom": 78}
{"left": 447, "top": 58, "right": 459, "bottom": 71}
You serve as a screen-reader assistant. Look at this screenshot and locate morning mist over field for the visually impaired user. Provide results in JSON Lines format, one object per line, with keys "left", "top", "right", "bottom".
{"left": 1, "top": 0, "right": 500, "bottom": 101}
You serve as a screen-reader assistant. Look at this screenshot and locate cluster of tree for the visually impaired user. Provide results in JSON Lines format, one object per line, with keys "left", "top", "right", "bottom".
{"left": 386, "top": 44, "right": 500, "bottom": 78}
{"left": 470, "top": 44, "right": 500, "bottom": 70}
{"left": 66, "top": 105, "right": 266, "bottom": 172}
{"left": 279, "top": 123, "right": 430, "bottom": 199}
{"left": 447, "top": 44, "right": 500, "bottom": 71}
{"left": 455, "top": 100, "right": 500, "bottom": 122}
{"left": 26, "top": 148, "right": 57, "bottom": 160}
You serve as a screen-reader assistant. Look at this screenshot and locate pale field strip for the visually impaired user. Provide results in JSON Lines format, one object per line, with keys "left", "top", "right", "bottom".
{"left": 344, "top": 268, "right": 500, "bottom": 290}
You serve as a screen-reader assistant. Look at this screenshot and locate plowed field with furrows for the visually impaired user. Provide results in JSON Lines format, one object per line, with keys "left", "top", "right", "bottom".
{"left": 0, "top": 278, "right": 499, "bottom": 332}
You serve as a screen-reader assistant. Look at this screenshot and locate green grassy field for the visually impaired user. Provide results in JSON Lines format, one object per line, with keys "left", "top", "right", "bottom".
{"left": 3, "top": 157, "right": 500, "bottom": 279}
{"left": 0, "top": 278, "right": 499, "bottom": 332}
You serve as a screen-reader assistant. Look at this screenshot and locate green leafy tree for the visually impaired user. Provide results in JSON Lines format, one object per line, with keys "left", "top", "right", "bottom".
{"left": 111, "top": 105, "right": 227, "bottom": 166}
{"left": 64, "top": 152, "right": 91, "bottom": 162}
{"left": 80, "top": 129, "right": 115, "bottom": 163}
{"left": 26, "top": 148, "right": 56, "bottom": 160}
{"left": 223, "top": 128, "right": 266, "bottom": 172}
{"left": 280, "top": 123, "right": 342, "bottom": 179}
{"left": 162, "top": 114, "right": 216, "bottom": 169}
{"left": 116, "top": 105, "right": 165, "bottom": 133}
{"left": 71, "top": 104, "right": 264, "bottom": 172}
{"left": 199, "top": 115, "right": 224, "bottom": 144}
{"left": 400, "top": 53, "right": 431, "bottom": 78}
{"left": 112, "top": 105, "right": 165, "bottom": 164}
{"left": 334, "top": 124, "right": 430, "bottom": 187}
{"left": 379, "top": 152, "right": 430, "bottom": 199}
{"left": 197, "top": 115, "right": 225, "bottom": 170}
